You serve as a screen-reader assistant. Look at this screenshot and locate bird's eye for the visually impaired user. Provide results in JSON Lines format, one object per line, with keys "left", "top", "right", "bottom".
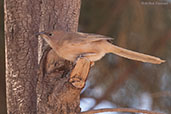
{"left": 48, "top": 33, "right": 53, "bottom": 36}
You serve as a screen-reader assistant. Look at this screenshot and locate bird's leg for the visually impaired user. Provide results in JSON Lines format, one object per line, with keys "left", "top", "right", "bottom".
{"left": 76, "top": 53, "right": 95, "bottom": 67}
{"left": 74, "top": 54, "right": 85, "bottom": 65}
{"left": 90, "top": 62, "right": 95, "bottom": 67}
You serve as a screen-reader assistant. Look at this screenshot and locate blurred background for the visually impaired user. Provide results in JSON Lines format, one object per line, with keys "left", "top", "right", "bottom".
{"left": 0, "top": 0, "right": 171, "bottom": 114}
{"left": 79, "top": 0, "right": 171, "bottom": 114}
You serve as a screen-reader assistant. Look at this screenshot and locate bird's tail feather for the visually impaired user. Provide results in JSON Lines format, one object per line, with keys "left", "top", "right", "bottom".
{"left": 106, "top": 43, "right": 165, "bottom": 64}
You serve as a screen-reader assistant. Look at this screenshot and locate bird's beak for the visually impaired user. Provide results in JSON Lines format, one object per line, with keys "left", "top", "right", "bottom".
{"left": 36, "top": 31, "right": 52, "bottom": 45}
{"left": 36, "top": 31, "right": 52, "bottom": 35}
{"left": 36, "top": 31, "right": 47, "bottom": 36}
{"left": 35, "top": 32, "right": 45, "bottom": 38}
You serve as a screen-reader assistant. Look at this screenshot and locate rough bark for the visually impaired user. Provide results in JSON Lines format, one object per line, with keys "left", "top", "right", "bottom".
{"left": 4, "top": 0, "right": 41, "bottom": 113}
{"left": 37, "top": 0, "right": 82, "bottom": 113}
{"left": 37, "top": 49, "right": 77, "bottom": 114}
{"left": 5, "top": 0, "right": 81, "bottom": 114}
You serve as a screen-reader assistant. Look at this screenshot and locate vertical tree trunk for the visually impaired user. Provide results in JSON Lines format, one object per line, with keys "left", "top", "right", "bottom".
{"left": 37, "top": 0, "right": 81, "bottom": 114}
{"left": 5, "top": 0, "right": 81, "bottom": 113}
{"left": 4, "top": 0, "right": 41, "bottom": 113}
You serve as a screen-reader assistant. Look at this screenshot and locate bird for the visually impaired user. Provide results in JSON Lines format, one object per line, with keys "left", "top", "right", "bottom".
{"left": 39, "top": 30, "right": 165, "bottom": 64}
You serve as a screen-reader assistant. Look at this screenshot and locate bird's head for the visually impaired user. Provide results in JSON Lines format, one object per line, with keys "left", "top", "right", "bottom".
{"left": 38, "top": 30, "right": 65, "bottom": 47}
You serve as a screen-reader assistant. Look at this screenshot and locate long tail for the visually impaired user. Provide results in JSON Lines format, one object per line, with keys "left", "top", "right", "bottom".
{"left": 106, "top": 43, "right": 165, "bottom": 64}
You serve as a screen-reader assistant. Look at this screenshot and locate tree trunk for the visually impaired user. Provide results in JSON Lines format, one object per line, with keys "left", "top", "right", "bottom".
{"left": 4, "top": 0, "right": 41, "bottom": 113}
{"left": 5, "top": 0, "right": 81, "bottom": 114}
{"left": 37, "top": 0, "right": 82, "bottom": 113}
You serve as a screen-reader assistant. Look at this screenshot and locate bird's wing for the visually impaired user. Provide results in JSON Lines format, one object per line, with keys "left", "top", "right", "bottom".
{"left": 64, "top": 32, "right": 113, "bottom": 46}
{"left": 76, "top": 32, "right": 113, "bottom": 42}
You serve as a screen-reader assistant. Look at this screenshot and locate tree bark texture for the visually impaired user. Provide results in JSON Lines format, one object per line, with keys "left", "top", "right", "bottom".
{"left": 4, "top": 0, "right": 41, "bottom": 113}
{"left": 5, "top": 0, "right": 81, "bottom": 114}
{"left": 37, "top": 0, "right": 82, "bottom": 114}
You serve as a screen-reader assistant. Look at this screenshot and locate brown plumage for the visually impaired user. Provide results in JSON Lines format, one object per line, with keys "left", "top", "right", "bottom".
{"left": 39, "top": 30, "right": 165, "bottom": 64}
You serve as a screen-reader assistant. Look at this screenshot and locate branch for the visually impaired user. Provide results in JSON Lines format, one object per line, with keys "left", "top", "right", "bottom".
{"left": 81, "top": 108, "right": 165, "bottom": 114}
{"left": 70, "top": 57, "right": 91, "bottom": 89}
